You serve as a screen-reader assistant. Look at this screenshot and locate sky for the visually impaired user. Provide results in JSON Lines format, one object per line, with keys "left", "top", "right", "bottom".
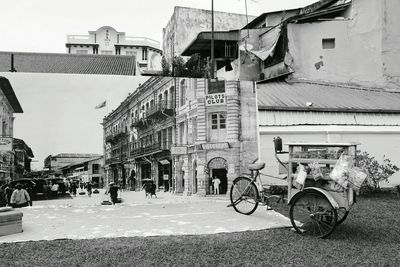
{"left": 0, "top": 0, "right": 316, "bottom": 53}
{"left": 0, "top": 0, "right": 316, "bottom": 170}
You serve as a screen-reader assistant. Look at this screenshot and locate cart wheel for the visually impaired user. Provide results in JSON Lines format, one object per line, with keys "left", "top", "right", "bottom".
{"left": 230, "top": 177, "right": 259, "bottom": 215}
{"left": 290, "top": 191, "right": 338, "bottom": 238}
{"left": 336, "top": 208, "right": 349, "bottom": 225}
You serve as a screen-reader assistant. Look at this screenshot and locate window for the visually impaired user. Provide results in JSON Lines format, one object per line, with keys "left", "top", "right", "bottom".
{"left": 209, "top": 113, "right": 227, "bottom": 142}
{"left": 180, "top": 80, "right": 187, "bottom": 106}
{"left": 92, "top": 164, "right": 100, "bottom": 174}
{"left": 142, "top": 48, "right": 148, "bottom": 60}
{"left": 322, "top": 38, "right": 335, "bottom": 49}
{"left": 208, "top": 80, "right": 225, "bottom": 94}
{"left": 211, "top": 113, "right": 225, "bottom": 129}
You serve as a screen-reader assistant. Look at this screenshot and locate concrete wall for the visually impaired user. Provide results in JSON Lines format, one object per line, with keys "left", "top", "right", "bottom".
{"left": 382, "top": 0, "right": 400, "bottom": 89}
{"left": 162, "top": 6, "right": 255, "bottom": 63}
{"left": 259, "top": 125, "right": 400, "bottom": 186}
{"left": 287, "top": 0, "right": 400, "bottom": 90}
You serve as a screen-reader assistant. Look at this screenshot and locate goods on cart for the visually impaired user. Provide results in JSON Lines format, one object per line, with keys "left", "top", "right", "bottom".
{"left": 295, "top": 164, "right": 307, "bottom": 187}
{"left": 329, "top": 153, "right": 352, "bottom": 188}
{"left": 347, "top": 167, "right": 368, "bottom": 193}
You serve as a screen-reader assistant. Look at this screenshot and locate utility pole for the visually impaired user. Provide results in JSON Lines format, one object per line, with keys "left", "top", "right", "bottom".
{"left": 211, "top": 0, "right": 215, "bottom": 79}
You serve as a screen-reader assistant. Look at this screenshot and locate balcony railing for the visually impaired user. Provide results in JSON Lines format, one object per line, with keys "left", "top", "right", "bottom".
{"left": 130, "top": 141, "right": 172, "bottom": 158}
{"left": 105, "top": 130, "right": 127, "bottom": 143}
{"left": 146, "top": 100, "right": 174, "bottom": 119}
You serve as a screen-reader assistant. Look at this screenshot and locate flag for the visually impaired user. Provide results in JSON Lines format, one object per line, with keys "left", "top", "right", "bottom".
{"left": 95, "top": 100, "right": 106, "bottom": 109}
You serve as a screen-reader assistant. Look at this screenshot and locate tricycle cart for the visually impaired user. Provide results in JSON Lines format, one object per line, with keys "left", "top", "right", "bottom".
{"left": 229, "top": 141, "right": 365, "bottom": 238}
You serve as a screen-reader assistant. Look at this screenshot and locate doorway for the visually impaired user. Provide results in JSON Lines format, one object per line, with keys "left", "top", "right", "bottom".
{"left": 211, "top": 169, "right": 228, "bottom": 194}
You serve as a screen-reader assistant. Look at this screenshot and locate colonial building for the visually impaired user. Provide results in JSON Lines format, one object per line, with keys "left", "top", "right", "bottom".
{"left": 172, "top": 79, "right": 258, "bottom": 196}
{"left": 13, "top": 138, "right": 34, "bottom": 179}
{"left": 0, "top": 77, "right": 23, "bottom": 183}
{"left": 60, "top": 156, "right": 104, "bottom": 188}
{"left": 103, "top": 77, "right": 259, "bottom": 195}
{"left": 66, "top": 26, "right": 162, "bottom": 75}
{"left": 44, "top": 153, "right": 101, "bottom": 172}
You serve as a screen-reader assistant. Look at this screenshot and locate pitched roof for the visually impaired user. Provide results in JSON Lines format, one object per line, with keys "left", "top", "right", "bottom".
{"left": 0, "top": 51, "right": 136, "bottom": 76}
{"left": 257, "top": 80, "right": 400, "bottom": 113}
{"left": 53, "top": 153, "right": 102, "bottom": 158}
{"left": 0, "top": 76, "right": 23, "bottom": 113}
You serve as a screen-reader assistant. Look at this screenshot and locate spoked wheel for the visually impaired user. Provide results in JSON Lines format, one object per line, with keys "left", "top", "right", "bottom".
{"left": 290, "top": 191, "right": 338, "bottom": 238}
{"left": 230, "top": 177, "right": 259, "bottom": 215}
{"left": 336, "top": 208, "right": 349, "bottom": 225}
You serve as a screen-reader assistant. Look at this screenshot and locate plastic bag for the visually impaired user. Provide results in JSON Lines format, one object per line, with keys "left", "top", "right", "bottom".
{"left": 295, "top": 164, "right": 307, "bottom": 186}
{"left": 310, "top": 160, "right": 323, "bottom": 181}
{"left": 348, "top": 167, "right": 368, "bottom": 193}
{"left": 329, "top": 154, "right": 352, "bottom": 189}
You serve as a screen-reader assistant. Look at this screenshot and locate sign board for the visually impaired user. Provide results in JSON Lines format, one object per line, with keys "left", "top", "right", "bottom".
{"left": 201, "top": 142, "right": 229, "bottom": 150}
{"left": 159, "top": 159, "right": 170, "bottom": 165}
{"left": 0, "top": 137, "right": 12, "bottom": 151}
{"left": 205, "top": 93, "right": 226, "bottom": 106}
{"left": 170, "top": 146, "right": 188, "bottom": 155}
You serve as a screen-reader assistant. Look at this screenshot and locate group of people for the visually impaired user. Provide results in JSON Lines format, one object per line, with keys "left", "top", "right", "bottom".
{"left": 3, "top": 183, "right": 32, "bottom": 208}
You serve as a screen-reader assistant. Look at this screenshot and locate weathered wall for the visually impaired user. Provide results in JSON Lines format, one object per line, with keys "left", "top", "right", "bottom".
{"left": 162, "top": 6, "right": 255, "bottom": 63}
{"left": 382, "top": 0, "right": 400, "bottom": 89}
{"left": 288, "top": 0, "right": 400, "bottom": 90}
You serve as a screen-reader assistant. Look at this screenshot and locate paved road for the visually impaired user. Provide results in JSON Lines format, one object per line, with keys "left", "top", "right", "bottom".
{"left": 0, "top": 190, "right": 291, "bottom": 243}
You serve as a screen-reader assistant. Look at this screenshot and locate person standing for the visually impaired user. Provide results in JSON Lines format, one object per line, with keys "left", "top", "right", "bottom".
{"left": 87, "top": 182, "right": 92, "bottom": 197}
{"left": 51, "top": 182, "right": 59, "bottom": 198}
{"left": 212, "top": 177, "right": 221, "bottom": 195}
{"left": 4, "top": 183, "right": 13, "bottom": 207}
{"left": 105, "top": 182, "right": 119, "bottom": 205}
{"left": 10, "top": 184, "right": 32, "bottom": 208}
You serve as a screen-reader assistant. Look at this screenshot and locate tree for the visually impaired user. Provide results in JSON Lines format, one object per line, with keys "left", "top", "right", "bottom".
{"left": 356, "top": 150, "right": 399, "bottom": 191}
{"left": 171, "top": 56, "right": 187, "bottom": 77}
{"left": 185, "top": 53, "right": 209, "bottom": 78}
{"left": 161, "top": 56, "right": 170, "bottom": 76}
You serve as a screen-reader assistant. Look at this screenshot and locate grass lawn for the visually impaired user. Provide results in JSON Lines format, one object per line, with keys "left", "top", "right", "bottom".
{"left": 1, "top": 193, "right": 400, "bottom": 266}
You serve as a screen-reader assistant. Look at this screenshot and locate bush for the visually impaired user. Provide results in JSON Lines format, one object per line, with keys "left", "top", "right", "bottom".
{"left": 356, "top": 150, "right": 399, "bottom": 193}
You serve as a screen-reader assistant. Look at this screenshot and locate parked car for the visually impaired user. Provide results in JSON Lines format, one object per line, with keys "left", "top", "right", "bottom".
{"left": 1, "top": 178, "right": 43, "bottom": 200}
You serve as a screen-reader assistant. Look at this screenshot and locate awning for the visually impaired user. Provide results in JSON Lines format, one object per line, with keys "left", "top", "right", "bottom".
{"left": 247, "top": 26, "right": 281, "bottom": 61}
{"left": 181, "top": 31, "right": 239, "bottom": 57}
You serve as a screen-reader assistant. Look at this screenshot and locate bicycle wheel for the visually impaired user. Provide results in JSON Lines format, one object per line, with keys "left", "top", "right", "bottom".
{"left": 290, "top": 191, "right": 337, "bottom": 238}
{"left": 230, "top": 176, "right": 259, "bottom": 215}
{"left": 336, "top": 208, "right": 349, "bottom": 225}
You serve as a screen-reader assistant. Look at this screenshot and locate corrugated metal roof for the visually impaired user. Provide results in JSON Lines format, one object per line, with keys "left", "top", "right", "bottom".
{"left": 0, "top": 52, "right": 136, "bottom": 76}
{"left": 258, "top": 110, "right": 400, "bottom": 126}
{"left": 257, "top": 81, "right": 400, "bottom": 113}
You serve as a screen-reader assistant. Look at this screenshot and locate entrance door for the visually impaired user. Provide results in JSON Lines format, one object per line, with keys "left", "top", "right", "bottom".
{"left": 211, "top": 169, "right": 228, "bottom": 194}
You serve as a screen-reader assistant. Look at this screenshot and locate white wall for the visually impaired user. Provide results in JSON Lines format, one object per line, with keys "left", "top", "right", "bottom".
{"left": 259, "top": 125, "right": 400, "bottom": 186}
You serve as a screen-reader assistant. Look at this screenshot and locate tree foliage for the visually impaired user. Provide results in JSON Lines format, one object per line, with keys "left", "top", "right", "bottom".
{"left": 356, "top": 150, "right": 399, "bottom": 192}
{"left": 162, "top": 54, "right": 209, "bottom": 78}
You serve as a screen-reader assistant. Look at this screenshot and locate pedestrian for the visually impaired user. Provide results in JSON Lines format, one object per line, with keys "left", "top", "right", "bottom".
{"left": 105, "top": 182, "right": 119, "bottom": 205}
{"left": 87, "top": 182, "right": 92, "bottom": 197}
{"left": 212, "top": 176, "right": 221, "bottom": 195}
{"left": 51, "top": 182, "right": 59, "bottom": 198}
{"left": 4, "top": 183, "right": 13, "bottom": 207}
{"left": 10, "top": 183, "right": 32, "bottom": 208}
{"left": 71, "top": 182, "right": 77, "bottom": 196}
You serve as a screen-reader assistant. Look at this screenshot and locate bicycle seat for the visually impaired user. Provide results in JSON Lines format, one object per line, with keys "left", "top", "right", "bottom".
{"left": 248, "top": 162, "right": 265, "bottom": 171}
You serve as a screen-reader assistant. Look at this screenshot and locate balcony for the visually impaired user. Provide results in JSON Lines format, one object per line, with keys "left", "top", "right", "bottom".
{"left": 105, "top": 130, "right": 127, "bottom": 144}
{"left": 130, "top": 141, "right": 172, "bottom": 158}
{"left": 146, "top": 100, "right": 174, "bottom": 119}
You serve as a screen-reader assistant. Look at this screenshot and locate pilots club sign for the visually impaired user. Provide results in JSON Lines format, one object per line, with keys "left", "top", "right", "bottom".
{"left": 205, "top": 93, "right": 226, "bottom": 106}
